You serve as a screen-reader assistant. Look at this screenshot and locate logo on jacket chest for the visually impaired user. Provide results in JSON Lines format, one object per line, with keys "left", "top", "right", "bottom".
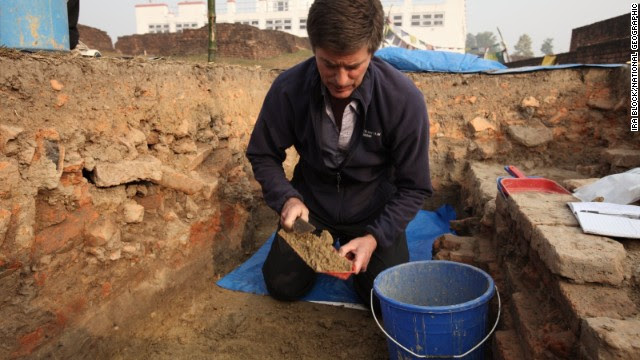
{"left": 362, "top": 129, "right": 382, "bottom": 138}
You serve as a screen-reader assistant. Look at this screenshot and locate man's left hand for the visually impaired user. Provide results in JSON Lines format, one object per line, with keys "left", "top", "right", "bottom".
{"left": 338, "top": 234, "right": 377, "bottom": 274}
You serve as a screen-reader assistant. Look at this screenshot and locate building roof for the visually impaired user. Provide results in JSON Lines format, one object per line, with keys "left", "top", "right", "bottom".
{"left": 135, "top": 3, "right": 169, "bottom": 8}
{"left": 178, "top": 1, "right": 206, "bottom": 5}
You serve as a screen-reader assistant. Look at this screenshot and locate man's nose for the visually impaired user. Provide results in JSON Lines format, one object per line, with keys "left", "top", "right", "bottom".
{"left": 335, "top": 68, "right": 349, "bottom": 86}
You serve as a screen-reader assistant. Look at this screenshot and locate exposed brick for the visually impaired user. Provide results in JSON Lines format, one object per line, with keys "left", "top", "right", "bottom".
{"left": 153, "top": 166, "right": 204, "bottom": 195}
{"left": 135, "top": 192, "right": 165, "bottom": 213}
{"left": 189, "top": 212, "right": 221, "bottom": 247}
{"left": 469, "top": 116, "right": 496, "bottom": 133}
{"left": 531, "top": 225, "right": 626, "bottom": 286}
{"left": 557, "top": 281, "right": 638, "bottom": 331}
{"left": 579, "top": 317, "right": 640, "bottom": 359}
{"left": 33, "top": 204, "right": 99, "bottom": 257}
{"left": 93, "top": 155, "right": 163, "bottom": 187}
{"left": 507, "top": 123, "right": 553, "bottom": 148}
{"left": 509, "top": 193, "right": 579, "bottom": 240}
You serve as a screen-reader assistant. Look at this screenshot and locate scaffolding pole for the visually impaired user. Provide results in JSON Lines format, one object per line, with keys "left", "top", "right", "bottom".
{"left": 207, "top": 0, "right": 217, "bottom": 62}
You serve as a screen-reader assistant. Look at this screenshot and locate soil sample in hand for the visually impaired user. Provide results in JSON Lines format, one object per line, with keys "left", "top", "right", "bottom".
{"left": 278, "top": 229, "right": 352, "bottom": 272}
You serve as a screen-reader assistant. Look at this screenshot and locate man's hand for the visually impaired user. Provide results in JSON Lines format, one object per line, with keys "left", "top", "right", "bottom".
{"left": 280, "top": 197, "right": 309, "bottom": 232}
{"left": 338, "top": 234, "right": 377, "bottom": 274}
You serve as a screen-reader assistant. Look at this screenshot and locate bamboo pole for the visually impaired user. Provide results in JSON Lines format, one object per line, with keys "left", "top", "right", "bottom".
{"left": 207, "top": 0, "right": 217, "bottom": 62}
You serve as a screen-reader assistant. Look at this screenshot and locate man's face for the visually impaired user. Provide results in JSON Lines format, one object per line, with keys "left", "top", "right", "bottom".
{"left": 315, "top": 46, "right": 372, "bottom": 99}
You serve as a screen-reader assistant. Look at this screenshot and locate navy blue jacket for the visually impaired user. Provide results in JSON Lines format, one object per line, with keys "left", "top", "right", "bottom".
{"left": 246, "top": 56, "right": 432, "bottom": 248}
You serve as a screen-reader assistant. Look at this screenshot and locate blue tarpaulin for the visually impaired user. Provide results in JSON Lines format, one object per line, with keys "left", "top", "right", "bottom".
{"left": 216, "top": 205, "right": 456, "bottom": 306}
{"left": 375, "top": 47, "right": 507, "bottom": 73}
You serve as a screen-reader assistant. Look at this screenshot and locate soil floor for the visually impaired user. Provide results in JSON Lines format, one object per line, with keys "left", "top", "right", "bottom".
{"left": 41, "top": 203, "right": 389, "bottom": 360}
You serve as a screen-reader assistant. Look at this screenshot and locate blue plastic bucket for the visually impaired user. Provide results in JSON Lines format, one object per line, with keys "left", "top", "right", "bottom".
{"left": 0, "top": 0, "right": 69, "bottom": 51}
{"left": 372, "top": 260, "right": 499, "bottom": 359}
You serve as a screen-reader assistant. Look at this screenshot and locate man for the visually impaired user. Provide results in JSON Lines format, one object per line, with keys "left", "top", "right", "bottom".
{"left": 246, "top": 0, "right": 432, "bottom": 310}
{"left": 67, "top": 0, "right": 79, "bottom": 50}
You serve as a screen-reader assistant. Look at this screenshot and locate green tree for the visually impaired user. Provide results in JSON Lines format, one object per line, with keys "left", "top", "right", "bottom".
{"left": 514, "top": 34, "right": 534, "bottom": 58}
{"left": 475, "top": 31, "right": 497, "bottom": 51}
{"left": 465, "top": 33, "right": 477, "bottom": 53}
{"left": 541, "top": 38, "right": 554, "bottom": 55}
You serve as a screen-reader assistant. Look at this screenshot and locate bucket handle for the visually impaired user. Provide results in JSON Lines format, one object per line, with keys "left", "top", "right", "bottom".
{"left": 370, "top": 285, "right": 501, "bottom": 359}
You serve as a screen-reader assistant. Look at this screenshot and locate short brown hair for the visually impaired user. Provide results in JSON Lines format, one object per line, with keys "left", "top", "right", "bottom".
{"left": 306, "top": 0, "right": 384, "bottom": 54}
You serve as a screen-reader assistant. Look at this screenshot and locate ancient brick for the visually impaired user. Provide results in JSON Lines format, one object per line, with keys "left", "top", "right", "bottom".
{"left": 579, "top": 317, "right": 640, "bottom": 359}
{"left": 135, "top": 192, "right": 165, "bottom": 213}
{"left": 153, "top": 166, "right": 204, "bottom": 195}
{"left": 93, "top": 156, "right": 163, "bottom": 187}
{"left": 185, "top": 144, "right": 214, "bottom": 171}
{"left": 557, "top": 281, "right": 637, "bottom": 331}
{"left": 33, "top": 205, "right": 99, "bottom": 257}
{"left": 509, "top": 193, "right": 579, "bottom": 240}
{"left": 531, "top": 225, "right": 626, "bottom": 286}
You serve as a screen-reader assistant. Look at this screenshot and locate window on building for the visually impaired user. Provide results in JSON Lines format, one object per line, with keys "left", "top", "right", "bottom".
{"left": 411, "top": 13, "right": 445, "bottom": 27}
{"left": 148, "top": 25, "right": 154, "bottom": 30}
{"left": 275, "top": 1, "right": 289, "bottom": 11}
{"left": 299, "top": 18, "right": 306, "bottom": 30}
{"left": 393, "top": 15, "right": 402, "bottom": 27}
{"left": 191, "top": 23, "right": 197, "bottom": 27}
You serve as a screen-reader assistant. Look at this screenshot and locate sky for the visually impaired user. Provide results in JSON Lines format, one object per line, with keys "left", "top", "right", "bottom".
{"left": 79, "top": 0, "right": 630, "bottom": 56}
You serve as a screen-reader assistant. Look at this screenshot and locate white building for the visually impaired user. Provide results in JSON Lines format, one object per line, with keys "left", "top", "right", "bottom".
{"left": 135, "top": 1, "right": 207, "bottom": 34}
{"left": 135, "top": 0, "right": 466, "bottom": 53}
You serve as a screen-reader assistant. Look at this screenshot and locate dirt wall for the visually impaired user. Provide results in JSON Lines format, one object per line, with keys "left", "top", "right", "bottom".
{"left": 0, "top": 50, "right": 636, "bottom": 358}
{"left": 77, "top": 24, "right": 114, "bottom": 52}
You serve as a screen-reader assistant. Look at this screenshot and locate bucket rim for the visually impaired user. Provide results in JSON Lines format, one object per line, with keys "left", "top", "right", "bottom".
{"left": 373, "top": 260, "right": 496, "bottom": 313}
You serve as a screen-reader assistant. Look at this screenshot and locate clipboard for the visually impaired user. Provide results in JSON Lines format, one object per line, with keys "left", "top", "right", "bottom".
{"left": 567, "top": 202, "right": 640, "bottom": 239}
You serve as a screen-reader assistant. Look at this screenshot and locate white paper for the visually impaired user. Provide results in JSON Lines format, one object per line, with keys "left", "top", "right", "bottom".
{"left": 567, "top": 202, "right": 640, "bottom": 239}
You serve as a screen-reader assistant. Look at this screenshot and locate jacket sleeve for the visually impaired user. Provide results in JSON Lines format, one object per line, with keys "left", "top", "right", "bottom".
{"left": 246, "top": 82, "right": 303, "bottom": 214}
{"left": 365, "top": 88, "right": 432, "bottom": 248}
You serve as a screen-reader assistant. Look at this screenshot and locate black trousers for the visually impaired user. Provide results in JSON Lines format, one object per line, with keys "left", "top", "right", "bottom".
{"left": 262, "top": 214, "right": 409, "bottom": 312}
{"left": 67, "top": 0, "right": 80, "bottom": 49}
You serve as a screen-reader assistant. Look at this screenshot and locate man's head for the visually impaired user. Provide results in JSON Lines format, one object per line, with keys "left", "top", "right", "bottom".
{"left": 306, "top": 0, "right": 384, "bottom": 55}
{"left": 307, "top": 0, "right": 384, "bottom": 99}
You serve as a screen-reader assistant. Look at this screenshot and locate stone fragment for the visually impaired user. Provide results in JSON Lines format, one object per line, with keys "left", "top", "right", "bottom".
{"left": 0, "top": 160, "right": 21, "bottom": 198}
{"left": 579, "top": 317, "right": 640, "bottom": 359}
{"left": 126, "top": 128, "right": 147, "bottom": 146}
{"left": 531, "top": 225, "right": 626, "bottom": 286}
{"left": 0, "top": 208, "right": 11, "bottom": 246}
{"left": 86, "top": 216, "right": 119, "bottom": 247}
{"left": 122, "top": 200, "right": 144, "bottom": 224}
{"left": 186, "top": 145, "right": 214, "bottom": 170}
{"left": 507, "top": 123, "right": 553, "bottom": 147}
{"left": 469, "top": 117, "right": 496, "bottom": 133}
{"left": 587, "top": 97, "right": 616, "bottom": 111}
{"left": 171, "top": 138, "right": 198, "bottom": 154}
{"left": 93, "top": 156, "right": 162, "bottom": 187}
{"left": 109, "top": 249, "right": 121, "bottom": 261}
{"left": 521, "top": 96, "right": 540, "bottom": 108}
{"left": 50, "top": 79, "right": 64, "bottom": 91}
{"left": 0, "top": 124, "right": 24, "bottom": 152}
{"left": 603, "top": 148, "right": 640, "bottom": 168}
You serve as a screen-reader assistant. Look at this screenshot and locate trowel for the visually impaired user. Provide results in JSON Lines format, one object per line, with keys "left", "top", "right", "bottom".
{"left": 292, "top": 217, "right": 316, "bottom": 234}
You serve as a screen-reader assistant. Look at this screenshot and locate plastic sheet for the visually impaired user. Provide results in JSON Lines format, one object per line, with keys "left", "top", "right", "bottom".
{"left": 216, "top": 205, "right": 456, "bottom": 305}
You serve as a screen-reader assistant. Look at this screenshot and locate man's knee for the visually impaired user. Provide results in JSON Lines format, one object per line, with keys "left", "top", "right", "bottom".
{"left": 263, "top": 266, "right": 316, "bottom": 301}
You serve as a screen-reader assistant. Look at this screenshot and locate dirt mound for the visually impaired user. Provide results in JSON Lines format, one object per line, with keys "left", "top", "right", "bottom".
{"left": 115, "top": 23, "right": 311, "bottom": 59}
{"left": 78, "top": 24, "right": 114, "bottom": 52}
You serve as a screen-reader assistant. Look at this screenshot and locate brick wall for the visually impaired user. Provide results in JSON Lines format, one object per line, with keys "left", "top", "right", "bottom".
{"left": 570, "top": 13, "right": 629, "bottom": 51}
{"left": 508, "top": 13, "right": 630, "bottom": 67}
{"left": 115, "top": 23, "right": 311, "bottom": 59}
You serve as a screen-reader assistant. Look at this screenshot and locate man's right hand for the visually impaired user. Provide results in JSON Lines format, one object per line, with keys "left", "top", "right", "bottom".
{"left": 280, "top": 197, "right": 309, "bottom": 232}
